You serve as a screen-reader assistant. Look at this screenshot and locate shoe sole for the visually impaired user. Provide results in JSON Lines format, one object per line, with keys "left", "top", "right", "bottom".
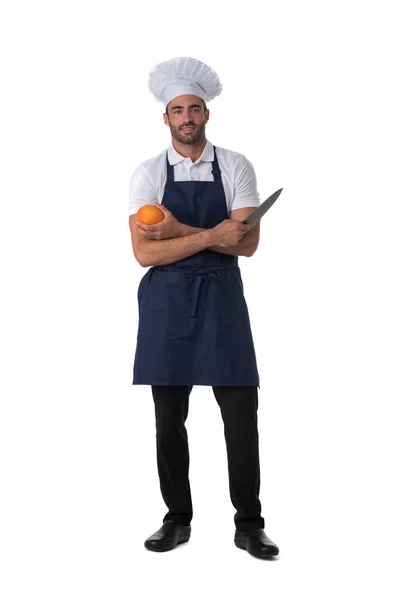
{"left": 144, "top": 535, "right": 191, "bottom": 552}
{"left": 234, "top": 537, "right": 279, "bottom": 558}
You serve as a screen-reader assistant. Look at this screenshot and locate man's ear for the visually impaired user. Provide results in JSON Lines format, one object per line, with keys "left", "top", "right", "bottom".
{"left": 205, "top": 109, "right": 210, "bottom": 123}
{"left": 163, "top": 112, "right": 170, "bottom": 126}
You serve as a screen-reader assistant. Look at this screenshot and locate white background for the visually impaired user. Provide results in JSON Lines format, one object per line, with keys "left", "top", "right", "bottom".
{"left": 1, "top": 0, "right": 399, "bottom": 598}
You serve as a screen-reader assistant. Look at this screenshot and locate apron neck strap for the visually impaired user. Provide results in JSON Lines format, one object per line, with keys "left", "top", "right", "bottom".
{"left": 166, "top": 146, "right": 221, "bottom": 182}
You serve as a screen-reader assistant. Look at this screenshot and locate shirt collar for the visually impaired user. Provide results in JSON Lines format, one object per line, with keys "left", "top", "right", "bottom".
{"left": 167, "top": 139, "right": 214, "bottom": 165}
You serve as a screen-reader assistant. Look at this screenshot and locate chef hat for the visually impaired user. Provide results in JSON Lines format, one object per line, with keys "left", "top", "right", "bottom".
{"left": 148, "top": 57, "right": 223, "bottom": 108}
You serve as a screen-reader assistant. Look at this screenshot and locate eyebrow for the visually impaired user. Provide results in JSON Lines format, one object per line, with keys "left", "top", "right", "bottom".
{"left": 169, "top": 104, "right": 202, "bottom": 111}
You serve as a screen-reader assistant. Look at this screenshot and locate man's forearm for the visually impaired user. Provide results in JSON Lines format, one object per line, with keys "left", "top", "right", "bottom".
{"left": 179, "top": 223, "right": 257, "bottom": 257}
{"left": 138, "top": 229, "right": 214, "bottom": 267}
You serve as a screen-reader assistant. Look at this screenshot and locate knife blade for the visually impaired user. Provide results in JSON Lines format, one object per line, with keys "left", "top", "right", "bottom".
{"left": 242, "top": 188, "right": 283, "bottom": 227}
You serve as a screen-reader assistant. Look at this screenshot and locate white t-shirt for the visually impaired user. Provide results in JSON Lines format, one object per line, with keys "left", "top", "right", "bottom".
{"left": 128, "top": 139, "right": 261, "bottom": 216}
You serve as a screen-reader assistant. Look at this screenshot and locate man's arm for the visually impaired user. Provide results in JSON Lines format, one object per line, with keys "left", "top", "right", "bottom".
{"left": 180, "top": 207, "right": 260, "bottom": 257}
{"left": 134, "top": 203, "right": 260, "bottom": 258}
{"left": 129, "top": 213, "right": 251, "bottom": 267}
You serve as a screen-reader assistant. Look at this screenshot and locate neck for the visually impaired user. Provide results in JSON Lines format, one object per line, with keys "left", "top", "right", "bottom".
{"left": 171, "top": 137, "right": 207, "bottom": 162}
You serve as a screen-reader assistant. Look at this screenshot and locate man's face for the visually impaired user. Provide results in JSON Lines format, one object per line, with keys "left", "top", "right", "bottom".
{"left": 163, "top": 94, "right": 209, "bottom": 145}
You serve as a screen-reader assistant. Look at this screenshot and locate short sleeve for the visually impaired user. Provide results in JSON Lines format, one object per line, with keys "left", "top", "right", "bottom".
{"left": 129, "top": 165, "right": 158, "bottom": 216}
{"left": 231, "top": 156, "right": 261, "bottom": 211}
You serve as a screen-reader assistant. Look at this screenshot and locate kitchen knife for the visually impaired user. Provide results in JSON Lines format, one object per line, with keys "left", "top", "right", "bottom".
{"left": 242, "top": 188, "right": 283, "bottom": 227}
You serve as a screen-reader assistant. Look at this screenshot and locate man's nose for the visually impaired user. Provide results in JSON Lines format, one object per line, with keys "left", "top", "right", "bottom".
{"left": 181, "top": 108, "right": 192, "bottom": 121}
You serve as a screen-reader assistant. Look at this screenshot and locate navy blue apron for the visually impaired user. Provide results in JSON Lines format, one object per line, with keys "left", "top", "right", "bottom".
{"left": 133, "top": 146, "right": 259, "bottom": 387}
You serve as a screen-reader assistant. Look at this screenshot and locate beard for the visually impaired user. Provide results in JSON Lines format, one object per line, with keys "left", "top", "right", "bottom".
{"left": 169, "top": 120, "right": 207, "bottom": 145}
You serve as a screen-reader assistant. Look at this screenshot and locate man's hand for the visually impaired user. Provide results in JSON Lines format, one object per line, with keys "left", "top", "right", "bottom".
{"left": 136, "top": 202, "right": 183, "bottom": 240}
{"left": 210, "top": 219, "right": 251, "bottom": 247}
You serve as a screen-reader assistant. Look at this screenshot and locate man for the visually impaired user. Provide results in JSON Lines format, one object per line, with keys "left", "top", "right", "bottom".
{"left": 128, "top": 57, "right": 279, "bottom": 559}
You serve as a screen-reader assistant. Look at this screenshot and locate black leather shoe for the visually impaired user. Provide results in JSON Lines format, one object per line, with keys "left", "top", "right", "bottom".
{"left": 144, "top": 520, "right": 191, "bottom": 552}
{"left": 234, "top": 528, "right": 279, "bottom": 559}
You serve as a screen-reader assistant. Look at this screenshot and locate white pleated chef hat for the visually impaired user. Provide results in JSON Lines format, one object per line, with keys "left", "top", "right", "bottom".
{"left": 148, "top": 57, "right": 223, "bottom": 108}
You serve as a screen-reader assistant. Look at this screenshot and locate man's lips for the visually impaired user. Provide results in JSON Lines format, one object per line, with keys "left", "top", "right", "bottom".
{"left": 181, "top": 126, "right": 196, "bottom": 132}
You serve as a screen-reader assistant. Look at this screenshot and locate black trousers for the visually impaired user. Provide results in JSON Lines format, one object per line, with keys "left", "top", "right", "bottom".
{"left": 151, "top": 385, "right": 265, "bottom": 532}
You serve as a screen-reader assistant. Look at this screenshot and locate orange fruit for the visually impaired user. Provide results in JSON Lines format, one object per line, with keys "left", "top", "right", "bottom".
{"left": 136, "top": 204, "right": 164, "bottom": 225}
